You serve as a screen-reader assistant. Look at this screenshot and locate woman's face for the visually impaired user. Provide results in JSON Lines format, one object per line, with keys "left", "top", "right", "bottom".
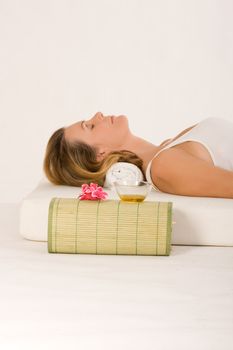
{"left": 64, "top": 112, "right": 131, "bottom": 155}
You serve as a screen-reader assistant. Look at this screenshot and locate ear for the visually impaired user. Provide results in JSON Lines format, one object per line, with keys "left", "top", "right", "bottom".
{"left": 95, "top": 145, "right": 113, "bottom": 161}
{"left": 96, "top": 149, "right": 108, "bottom": 161}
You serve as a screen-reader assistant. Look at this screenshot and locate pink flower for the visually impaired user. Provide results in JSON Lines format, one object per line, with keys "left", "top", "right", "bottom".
{"left": 78, "top": 183, "right": 108, "bottom": 200}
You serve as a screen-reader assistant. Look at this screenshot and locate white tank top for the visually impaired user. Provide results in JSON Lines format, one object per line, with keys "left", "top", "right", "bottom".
{"left": 145, "top": 117, "right": 233, "bottom": 192}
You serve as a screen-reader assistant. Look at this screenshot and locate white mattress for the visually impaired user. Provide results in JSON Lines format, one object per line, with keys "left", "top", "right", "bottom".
{"left": 19, "top": 178, "right": 233, "bottom": 246}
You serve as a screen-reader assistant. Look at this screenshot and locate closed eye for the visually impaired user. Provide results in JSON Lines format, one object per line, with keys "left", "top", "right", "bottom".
{"left": 84, "top": 123, "right": 94, "bottom": 129}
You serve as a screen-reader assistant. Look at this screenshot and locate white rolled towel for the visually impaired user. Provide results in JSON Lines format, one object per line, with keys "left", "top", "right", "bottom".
{"left": 104, "top": 162, "right": 144, "bottom": 188}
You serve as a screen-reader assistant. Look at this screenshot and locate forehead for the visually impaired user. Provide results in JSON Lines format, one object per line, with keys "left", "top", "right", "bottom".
{"left": 64, "top": 121, "right": 82, "bottom": 142}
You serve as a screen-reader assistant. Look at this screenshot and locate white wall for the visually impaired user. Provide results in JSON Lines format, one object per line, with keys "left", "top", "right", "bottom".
{"left": 1, "top": 0, "right": 233, "bottom": 203}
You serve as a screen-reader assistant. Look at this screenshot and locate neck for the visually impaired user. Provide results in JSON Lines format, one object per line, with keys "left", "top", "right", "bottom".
{"left": 119, "top": 132, "right": 161, "bottom": 177}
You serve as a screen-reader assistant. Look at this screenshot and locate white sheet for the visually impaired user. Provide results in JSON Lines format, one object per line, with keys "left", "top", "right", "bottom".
{"left": 1, "top": 203, "right": 233, "bottom": 349}
{"left": 19, "top": 178, "right": 233, "bottom": 246}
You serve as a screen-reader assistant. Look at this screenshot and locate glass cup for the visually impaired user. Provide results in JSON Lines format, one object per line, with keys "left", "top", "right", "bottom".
{"left": 112, "top": 180, "right": 152, "bottom": 202}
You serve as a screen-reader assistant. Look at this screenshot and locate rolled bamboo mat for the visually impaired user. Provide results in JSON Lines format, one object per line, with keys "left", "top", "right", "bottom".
{"left": 48, "top": 198, "right": 173, "bottom": 256}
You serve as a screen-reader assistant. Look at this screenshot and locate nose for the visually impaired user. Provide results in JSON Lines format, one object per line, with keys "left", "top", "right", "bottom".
{"left": 89, "top": 111, "right": 104, "bottom": 123}
{"left": 95, "top": 111, "right": 104, "bottom": 119}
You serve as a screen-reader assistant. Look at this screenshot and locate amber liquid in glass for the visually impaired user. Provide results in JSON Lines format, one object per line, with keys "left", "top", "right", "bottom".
{"left": 119, "top": 194, "right": 145, "bottom": 202}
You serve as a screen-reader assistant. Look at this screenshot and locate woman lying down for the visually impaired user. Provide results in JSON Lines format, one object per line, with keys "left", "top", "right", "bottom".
{"left": 43, "top": 112, "right": 233, "bottom": 199}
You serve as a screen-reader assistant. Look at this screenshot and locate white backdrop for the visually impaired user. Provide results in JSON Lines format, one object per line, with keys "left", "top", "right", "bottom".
{"left": 0, "top": 0, "right": 233, "bottom": 203}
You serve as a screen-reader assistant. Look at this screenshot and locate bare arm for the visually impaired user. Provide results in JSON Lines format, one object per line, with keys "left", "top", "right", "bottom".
{"left": 151, "top": 148, "right": 233, "bottom": 199}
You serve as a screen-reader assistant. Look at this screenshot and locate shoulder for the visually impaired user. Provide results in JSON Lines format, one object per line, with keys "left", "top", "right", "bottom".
{"left": 151, "top": 147, "right": 233, "bottom": 197}
{"left": 150, "top": 147, "right": 213, "bottom": 194}
{"left": 151, "top": 147, "right": 194, "bottom": 174}
{"left": 150, "top": 148, "right": 177, "bottom": 192}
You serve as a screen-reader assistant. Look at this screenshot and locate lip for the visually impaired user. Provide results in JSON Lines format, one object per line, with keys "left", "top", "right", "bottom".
{"left": 111, "top": 116, "right": 114, "bottom": 124}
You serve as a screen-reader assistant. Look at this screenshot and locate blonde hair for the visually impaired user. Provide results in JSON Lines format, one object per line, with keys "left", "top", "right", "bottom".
{"left": 43, "top": 127, "right": 145, "bottom": 187}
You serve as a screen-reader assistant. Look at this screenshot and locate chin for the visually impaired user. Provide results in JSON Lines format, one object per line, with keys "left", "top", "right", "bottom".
{"left": 116, "top": 115, "right": 128, "bottom": 126}
{"left": 117, "top": 115, "right": 130, "bottom": 131}
{"left": 117, "top": 114, "right": 128, "bottom": 120}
